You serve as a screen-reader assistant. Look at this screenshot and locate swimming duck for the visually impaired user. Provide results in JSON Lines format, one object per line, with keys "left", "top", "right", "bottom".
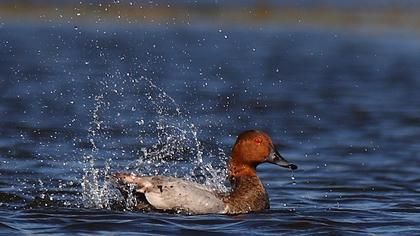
{"left": 112, "top": 130, "right": 297, "bottom": 214}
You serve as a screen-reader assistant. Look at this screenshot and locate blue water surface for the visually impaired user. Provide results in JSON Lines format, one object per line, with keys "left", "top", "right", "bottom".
{"left": 0, "top": 22, "right": 420, "bottom": 235}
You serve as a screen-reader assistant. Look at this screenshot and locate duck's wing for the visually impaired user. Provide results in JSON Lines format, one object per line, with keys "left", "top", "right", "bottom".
{"left": 112, "top": 173, "right": 227, "bottom": 214}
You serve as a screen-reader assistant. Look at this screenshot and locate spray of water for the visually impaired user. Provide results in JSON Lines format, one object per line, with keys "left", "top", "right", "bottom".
{"left": 81, "top": 76, "right": 228, "bottom": 209}
{"left": 81, "top": 95, "right": 115, "bottom": 209}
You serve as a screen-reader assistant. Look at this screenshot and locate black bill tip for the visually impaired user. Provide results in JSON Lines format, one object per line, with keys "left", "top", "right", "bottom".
{"left": 288, "top": 164, "right": 298, "bottom": 170}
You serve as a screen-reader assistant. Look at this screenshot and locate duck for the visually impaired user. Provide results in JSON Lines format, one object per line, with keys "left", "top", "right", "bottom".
{"left": 112, "top": 130, "right": 297, "bottom": 214}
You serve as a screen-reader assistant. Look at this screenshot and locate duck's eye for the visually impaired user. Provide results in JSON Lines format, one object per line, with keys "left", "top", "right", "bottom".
{"left": 254, "top": 138, "right": 262, "bottom": 144}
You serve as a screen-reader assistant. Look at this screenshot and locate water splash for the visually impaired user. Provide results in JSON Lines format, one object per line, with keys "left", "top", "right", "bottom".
{"left": 125, "top": 77, "right": 228, "bottom": 191}
{"left": 81, "top": 94, "right": 115, "bottom": 209}
{"left": 81, "top": 155, "right": 113, "bottom": 209}
{"left": 81, "top": 75, "right": 229, "bottom": 209}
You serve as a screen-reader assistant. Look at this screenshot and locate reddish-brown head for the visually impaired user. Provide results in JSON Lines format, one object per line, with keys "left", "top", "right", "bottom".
{"left": 229, "top": 130, "right": 297, "bottom": 178}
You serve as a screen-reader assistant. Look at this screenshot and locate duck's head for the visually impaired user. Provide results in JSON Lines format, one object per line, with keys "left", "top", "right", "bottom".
{"left": 229, "top": 130, "right": 297, "bottom": 178}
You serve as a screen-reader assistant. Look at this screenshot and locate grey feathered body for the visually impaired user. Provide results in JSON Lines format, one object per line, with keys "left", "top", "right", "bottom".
{"left": 113, "top": 173, "right": 269, "bottom": 214}
{"left": 114, "top": 174, "right": 227, "bottom": 214}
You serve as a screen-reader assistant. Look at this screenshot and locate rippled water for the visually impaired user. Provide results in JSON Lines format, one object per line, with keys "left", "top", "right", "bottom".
{"left": 1, "top": 22, "right": 420, "bottom": 235}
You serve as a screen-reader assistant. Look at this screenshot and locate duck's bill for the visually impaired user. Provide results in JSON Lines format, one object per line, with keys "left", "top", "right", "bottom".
{"left": 267, "top": 149, "right": 298, "bottom": 170}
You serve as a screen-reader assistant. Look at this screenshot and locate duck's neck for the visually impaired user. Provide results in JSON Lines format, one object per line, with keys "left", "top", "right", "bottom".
{"left": 228, "top": 159, "right": 257, "bottom": 180}
{"left": 228, "top": 148, "right": 258, "bottom": 179}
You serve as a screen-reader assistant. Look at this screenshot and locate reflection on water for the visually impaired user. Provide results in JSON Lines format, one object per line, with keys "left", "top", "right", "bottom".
{"left": 0, "top": 22, "right": 420, "bottom": 234}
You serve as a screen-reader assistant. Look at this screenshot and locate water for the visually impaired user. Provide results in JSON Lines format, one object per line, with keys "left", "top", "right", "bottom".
{"left": 1, "top": 22, "right": 420, "bottom": 235}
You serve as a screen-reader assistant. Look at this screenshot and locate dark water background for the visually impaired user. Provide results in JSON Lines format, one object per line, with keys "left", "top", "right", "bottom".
{"left": 1, "top": 22, "right": 420, "bottom": 235}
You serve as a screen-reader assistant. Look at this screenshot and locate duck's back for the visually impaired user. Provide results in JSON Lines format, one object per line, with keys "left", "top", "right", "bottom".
{"left": 113, "top": 173, "right": 226, "bottom": 214}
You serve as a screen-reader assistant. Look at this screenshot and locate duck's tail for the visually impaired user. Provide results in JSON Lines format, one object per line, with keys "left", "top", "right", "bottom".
{"left": 110, "top": 172, "right": 154, "bottom": 211}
